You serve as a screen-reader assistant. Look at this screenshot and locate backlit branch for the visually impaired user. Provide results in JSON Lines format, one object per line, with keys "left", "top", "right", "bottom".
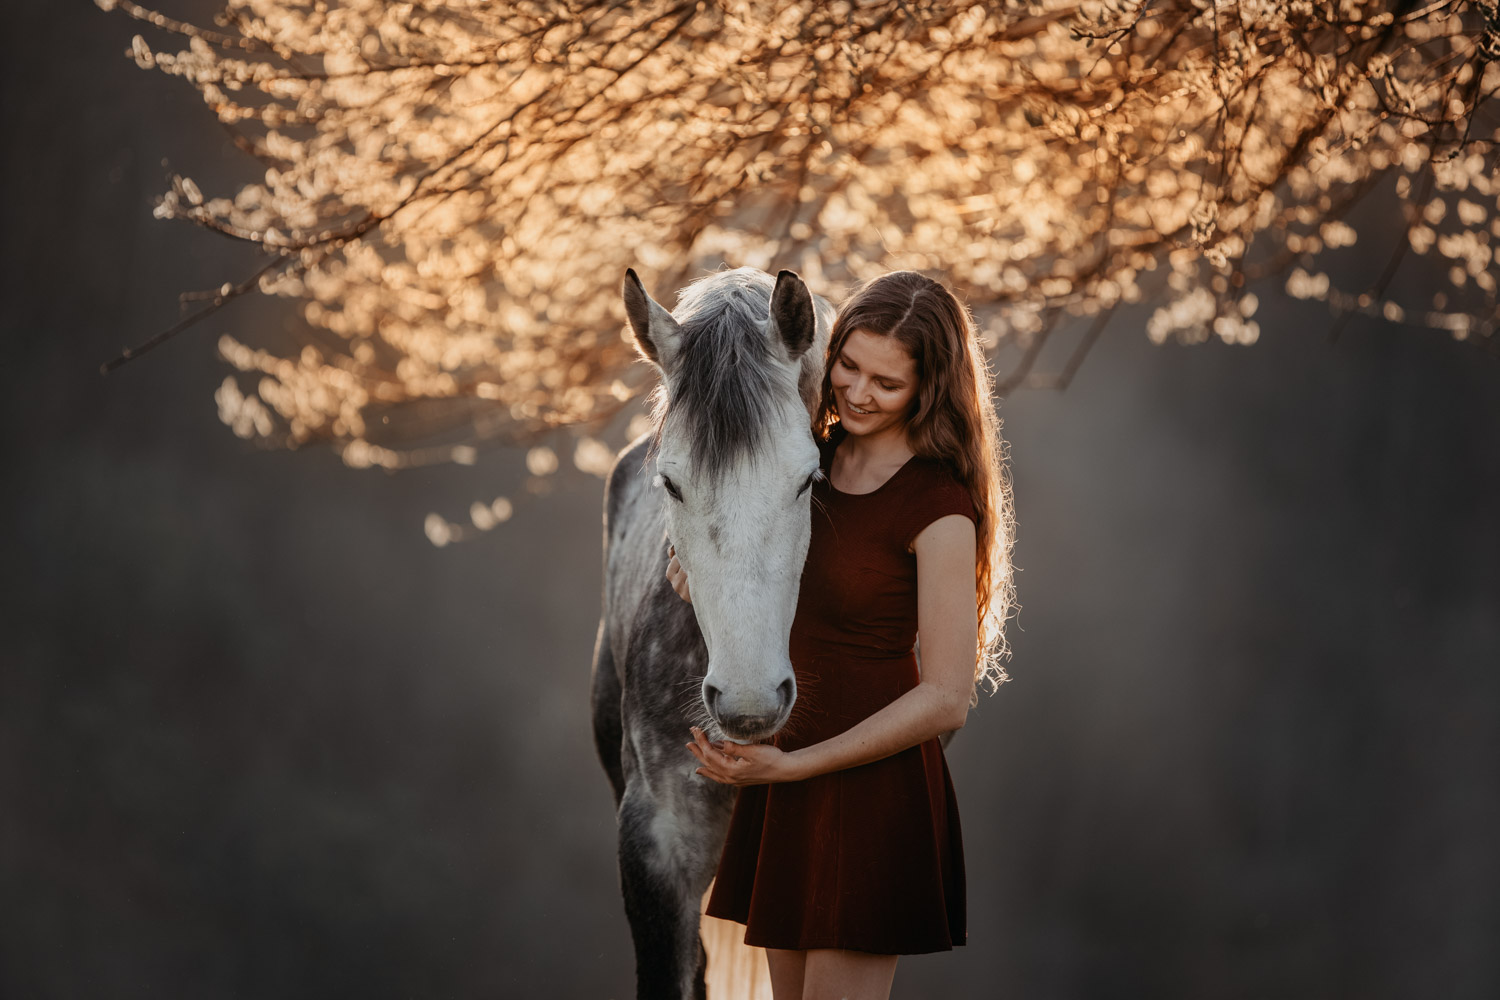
{"left": 97, "top": 0, "right": 1500, "bottom": 471}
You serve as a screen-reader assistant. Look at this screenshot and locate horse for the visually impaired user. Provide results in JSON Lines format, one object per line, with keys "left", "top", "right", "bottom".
{"left": 591, "top": 266, "right": 834, "bottom": 999}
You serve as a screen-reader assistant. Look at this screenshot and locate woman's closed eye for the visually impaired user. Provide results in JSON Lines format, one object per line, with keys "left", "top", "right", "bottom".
{"left": 839, "top": 355, "right": 899, "bottom": 391}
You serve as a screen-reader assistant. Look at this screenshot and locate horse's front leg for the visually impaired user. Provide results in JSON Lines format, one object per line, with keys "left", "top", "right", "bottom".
{"left": 617, "top": 732, "right": 735, "bottom": 1000}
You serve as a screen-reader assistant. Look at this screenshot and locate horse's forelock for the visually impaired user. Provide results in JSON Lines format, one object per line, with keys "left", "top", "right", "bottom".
{"left": 649, "top": 270, "right": 800, "bottom": 480}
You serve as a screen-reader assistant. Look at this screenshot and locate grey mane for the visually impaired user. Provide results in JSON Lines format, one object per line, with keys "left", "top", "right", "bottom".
{"left": 650, "top": 268, "right": 800, "bottom": 479}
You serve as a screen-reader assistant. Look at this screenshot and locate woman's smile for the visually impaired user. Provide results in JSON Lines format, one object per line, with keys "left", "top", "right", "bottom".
{"left": 831, "top": 329, "right": 918, "bottom": 436}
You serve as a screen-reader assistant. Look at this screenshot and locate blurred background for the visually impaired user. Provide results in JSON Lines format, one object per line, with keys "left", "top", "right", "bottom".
{"left": 4, "top": 3, "right": 1498, "bottom": 999}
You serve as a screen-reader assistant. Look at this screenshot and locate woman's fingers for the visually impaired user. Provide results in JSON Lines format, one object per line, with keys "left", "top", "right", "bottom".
{"left": 686, "top": 739, "right": 725, "bottom": 783}
{"left": 686, "top": 728, "right": 712, "bottom": 766}
{"left": 687, "top": 727, "right": 786, "bottom": 785}
{"left": 691, "top": 725, "right": 718, "bottom": 758}
{"left": 664, "top": 550, "right": 692, "bottom": 603}
{"left": 688, "top": 726, "right": 749, "bottom": 784}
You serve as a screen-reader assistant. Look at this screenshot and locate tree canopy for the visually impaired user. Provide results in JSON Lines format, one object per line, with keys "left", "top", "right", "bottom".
{"left": 101, "top": 0, "right": 1500, "bottom": 470}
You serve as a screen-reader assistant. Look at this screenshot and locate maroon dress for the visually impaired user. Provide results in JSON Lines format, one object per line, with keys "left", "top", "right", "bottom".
{"left": 704, "top": 426, "right": 973, "bottom": 954}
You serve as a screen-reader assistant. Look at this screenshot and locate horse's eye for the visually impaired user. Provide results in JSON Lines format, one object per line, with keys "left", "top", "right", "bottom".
{"left": 660, "top": 475, "right": 683, "bottom": 502}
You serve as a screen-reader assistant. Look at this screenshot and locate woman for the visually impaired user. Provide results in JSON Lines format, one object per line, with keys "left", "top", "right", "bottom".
{"left": 668, "top": 270, "right": 1015, "bottom": 1000}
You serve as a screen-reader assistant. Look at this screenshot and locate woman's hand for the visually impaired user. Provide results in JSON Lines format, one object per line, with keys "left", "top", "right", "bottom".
{"left": 686, "top": 726, "right": 805, "bottom": 785}
{"left": 665, "top": 544, "right": 691, "bottom": 603}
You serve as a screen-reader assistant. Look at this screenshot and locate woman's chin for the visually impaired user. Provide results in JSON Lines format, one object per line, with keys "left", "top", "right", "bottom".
{"left": 840, "top": 412, "right": 897, "bottom": 437}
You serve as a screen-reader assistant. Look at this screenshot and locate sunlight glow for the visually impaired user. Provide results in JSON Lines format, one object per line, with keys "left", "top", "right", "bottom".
{"left": 105, "top": 0, "right": 1500, "bottom": 464}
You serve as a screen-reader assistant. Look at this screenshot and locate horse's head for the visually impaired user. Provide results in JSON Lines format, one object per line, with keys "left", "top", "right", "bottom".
{"left": 624, "top": 267, "right": 829, "bottom": 744}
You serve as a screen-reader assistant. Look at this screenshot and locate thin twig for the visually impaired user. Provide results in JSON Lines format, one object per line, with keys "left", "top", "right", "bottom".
{"left": 100, "top": 254, "right": 288, "bottom": 374}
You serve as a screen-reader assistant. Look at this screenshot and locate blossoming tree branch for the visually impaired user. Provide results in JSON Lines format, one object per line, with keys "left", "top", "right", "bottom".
{"left": 100, "top": 0, "right": 1499, "bottom": 471}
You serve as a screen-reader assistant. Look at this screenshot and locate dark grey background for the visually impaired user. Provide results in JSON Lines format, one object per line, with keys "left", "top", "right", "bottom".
{"left": 4, "top": 4, "right": 1497, "bottom": 998}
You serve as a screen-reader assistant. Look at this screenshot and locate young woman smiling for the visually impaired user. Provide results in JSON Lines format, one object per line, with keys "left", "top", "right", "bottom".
{"left": 668, "top": 270, "right": 1015, "bottom": 1000}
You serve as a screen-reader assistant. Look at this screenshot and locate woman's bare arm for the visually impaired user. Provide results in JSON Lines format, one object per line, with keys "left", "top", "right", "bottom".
{"left": 688, "top": 513, "right": 977, "bottom": 785}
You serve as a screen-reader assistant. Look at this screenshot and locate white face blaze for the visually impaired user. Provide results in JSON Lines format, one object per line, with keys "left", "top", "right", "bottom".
{"left": 655, "top": 390, "right": 819, "bottom": 743}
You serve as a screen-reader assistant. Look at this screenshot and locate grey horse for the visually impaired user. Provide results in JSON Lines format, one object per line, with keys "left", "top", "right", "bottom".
{"left": 592, "top": 267, "right": 833, "bottom": 999}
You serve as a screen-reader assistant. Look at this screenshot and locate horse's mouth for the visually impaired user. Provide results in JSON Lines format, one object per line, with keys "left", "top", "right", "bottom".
{"left": 718, "top": 727, "right": 778, "bottom": 745}
{"left": 711, "top": 712, "right": 791, "bottom": 746}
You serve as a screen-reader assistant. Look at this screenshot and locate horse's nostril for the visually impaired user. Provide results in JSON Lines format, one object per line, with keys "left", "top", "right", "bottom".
{"left": 703, "top": 682, "right": 722, "bottom": 715}
{"left": 777, "top": 678, "right": 795, "bottom": 712}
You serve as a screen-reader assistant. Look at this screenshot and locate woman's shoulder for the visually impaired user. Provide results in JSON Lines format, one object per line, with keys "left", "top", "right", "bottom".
{"left": 895, "top": 454, "right": 975, "bottom": 547}
{"left": 904, "top": 449, "right": 965, "bottom": 489}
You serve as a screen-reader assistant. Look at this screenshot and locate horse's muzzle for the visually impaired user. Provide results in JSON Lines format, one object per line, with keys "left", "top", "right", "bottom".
{"left": 704, "top": 676, "right": 795, "bottom": 742}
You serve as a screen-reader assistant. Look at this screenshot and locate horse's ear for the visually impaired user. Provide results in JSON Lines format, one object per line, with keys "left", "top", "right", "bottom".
{"left": 768, "top": 270, "right": 815, "bottom": 361}
{"left": 623, "top": 269, "right": 683, "bottom": 370}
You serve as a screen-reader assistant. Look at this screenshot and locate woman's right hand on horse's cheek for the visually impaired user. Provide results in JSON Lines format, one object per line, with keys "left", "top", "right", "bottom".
{"left": 666, "top": 545, "right": 692, "bottom": 603}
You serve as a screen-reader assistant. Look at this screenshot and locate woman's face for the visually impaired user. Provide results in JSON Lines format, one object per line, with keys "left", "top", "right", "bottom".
{"left": 830, "top": 328, "right": 918, "bottom": 439}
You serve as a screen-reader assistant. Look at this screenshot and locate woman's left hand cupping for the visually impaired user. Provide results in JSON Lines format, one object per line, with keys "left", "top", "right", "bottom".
{"left": 687, "top": 726, "right": 801, "bottom": 785}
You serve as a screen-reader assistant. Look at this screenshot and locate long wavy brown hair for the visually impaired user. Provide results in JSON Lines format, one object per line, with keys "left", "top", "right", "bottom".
{"left": 813, "top": 271, "right": 1016, "bottom": 696}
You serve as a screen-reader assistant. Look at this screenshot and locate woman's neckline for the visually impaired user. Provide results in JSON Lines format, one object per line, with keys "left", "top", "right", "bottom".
{"left": 824, "top": 426, "right": 919, "bottom": 497}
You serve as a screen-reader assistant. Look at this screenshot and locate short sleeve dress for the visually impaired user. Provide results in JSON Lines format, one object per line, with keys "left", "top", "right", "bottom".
{"left": 704, "top": 425, "right": 974, "bottom": 955}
